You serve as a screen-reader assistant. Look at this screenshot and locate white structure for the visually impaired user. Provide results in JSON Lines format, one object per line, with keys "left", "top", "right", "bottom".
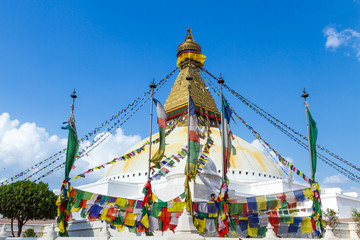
{"left": 71, "top": 29, "right": 360, "bottom": 238}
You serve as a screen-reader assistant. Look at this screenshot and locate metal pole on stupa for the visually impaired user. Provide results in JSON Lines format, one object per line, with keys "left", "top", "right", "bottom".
{"left": 301, "top": 89, "right": 323, "bottom": 237}
{"left": 57, "top": 89, "right": 79, "bottom": 237}
{"left": 217, "top": 74, "right": 225, "bottom": 181}
{"left": 186, "top": 73, "right": 192, "bottom": 177}
{"left": 301, "top": 89, "right": 315, "bottom": 181}
{"left": 147, "top": 79, "right": 156, "bottom": 179}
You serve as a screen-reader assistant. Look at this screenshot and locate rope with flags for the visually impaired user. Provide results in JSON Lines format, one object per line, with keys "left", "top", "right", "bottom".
{"left": 199, "top": 70, "right": 288, "bottom": 176}
{"left": 201, "top": 68, "right": 360, "bottom": 174}
{"left": 200, "top": 68, "right": 360, "bottom": 184}
{"left": 57, "top": 185, "right": 316, "bottom": 237}
{"left": 0, "top": 68, "right": 179, "bottom": 186}
{"left": 35, "top": 113, "right": 182, "bottom": 182}
{"left": 202, "top": 73, "right": 312, "bottom": 185}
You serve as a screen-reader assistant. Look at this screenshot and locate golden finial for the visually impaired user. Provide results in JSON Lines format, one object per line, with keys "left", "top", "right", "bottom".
{"left": 185, "top": 27, "right": 195, "bottom": 42}
{"left": 177, "top": 28, "right": 202, "bottom": 56}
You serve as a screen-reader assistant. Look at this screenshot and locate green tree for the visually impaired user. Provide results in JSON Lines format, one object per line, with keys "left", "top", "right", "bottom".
{"left": 23, "top": 228, "right": 36, "bottom": 237}
{"left": 0, "top": 181, "right": 57, "bottom": 237}
{"left": 352, "top": 208, "right": 360, "bottom": 237}
{"left": 323, "top": 208, "right": 339, "bottom": 231}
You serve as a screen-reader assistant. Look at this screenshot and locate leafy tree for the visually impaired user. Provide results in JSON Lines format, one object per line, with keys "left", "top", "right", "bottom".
{"left": 23, "top": 228, "right": 36, "bottom": 237}
{"left": 0, "top": 181, "right": 57, "bottom": 237}
{"left": 352, "top": 208, "right": 360, "bottom": 237}
{"left": 323, "top": 208, "right": 339, "bottom": 231}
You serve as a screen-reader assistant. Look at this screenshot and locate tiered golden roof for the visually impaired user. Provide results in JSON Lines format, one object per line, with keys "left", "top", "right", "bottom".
{"left": 165, "top": 29, "right": 220, "bottom": 125}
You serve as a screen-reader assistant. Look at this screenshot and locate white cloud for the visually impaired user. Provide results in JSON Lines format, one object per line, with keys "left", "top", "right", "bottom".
{"left": 0, "top": 113, "right": 67, "bottom": 167}
{"left": 323, "top": 26, "right": 360, "bottom": 60}
{"left": 79, "top": 129, "right": 141, "bottom": 168}
{"left": 323, "top": 174, "right": 348, "bottom": 184}
{"left": 0, "top": 112, "right": 142, "bottom": 187}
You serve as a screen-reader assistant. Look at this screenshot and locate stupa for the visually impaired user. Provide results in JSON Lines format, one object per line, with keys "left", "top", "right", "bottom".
{"left": 77, "top": 28, "right": 360, "bottom": 225}
{"left": 78, "top": 28, "right": 288, "bottom": 203}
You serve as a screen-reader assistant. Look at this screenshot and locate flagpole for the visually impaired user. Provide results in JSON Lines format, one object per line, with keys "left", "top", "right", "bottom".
{"left": 301, "top": 89, "right": 314, "bottom": 180}
{"left": 70, "top": 89, "right": 77, "bottom": 121}
{"left": 217, "top": 74, "right": 225, "bottom": 181}
{"left": 186, "top": 74, "right": 193, "bottom": 177}
{"left": 147, "top": 79, "right": 156, "bottom": 180}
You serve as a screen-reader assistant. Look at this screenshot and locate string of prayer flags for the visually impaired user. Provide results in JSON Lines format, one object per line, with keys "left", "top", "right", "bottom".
{"left": 56, "top": 187, "right": 186, "bottom": 234}
{"left": 56, "top": 180, "right": 73, "bottom": 236}
{"left": 197, "top": 131, "right": 214, "bottom": 173}
{"left": 1, "top": 69, "right": 179, "bottom": 186}
{"left": 34, "top": 109, "right": 186, "bottom": 183}
{"left": 310, "top": 182, "right": 324, "bottom": 237}
{"left": 216, "top": 178, "right": 232, "bottom": 237}
{"left": 0, "top": 149, "right": 66, "bottom": 185}
{"left": 57, "top": 185, "right": 314, "bottom": 237}
{"left": 151, "top": 147, "right": 188, "bottom": 181}
{"left": 213, "top": 75, "right": 360, "bottom": 174}
{"left": 139, "top": 180, "right": 156, "bottom": 234}
{"left": 211, "top": 73, "right": 360, "bottom": 182}
{"left": 192, "top": 187, "right": 315, "bottom": 237}
{"left": 72, "top": 119, "right": 181, "bottom": 180}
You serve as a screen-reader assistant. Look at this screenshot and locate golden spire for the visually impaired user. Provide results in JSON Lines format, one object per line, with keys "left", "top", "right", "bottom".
{"left": 185, "top": 27, "right": 195, "bottom": 42}
{"left": 177, "top": 27, "right": 202, "bottom": 57}
{"left": 165, "top": 29, "right": 219, "bottom": 126}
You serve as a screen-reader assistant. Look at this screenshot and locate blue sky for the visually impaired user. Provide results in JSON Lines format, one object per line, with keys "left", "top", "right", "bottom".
{"left": 0, "top": 1, "right": 359, "bottom": 191}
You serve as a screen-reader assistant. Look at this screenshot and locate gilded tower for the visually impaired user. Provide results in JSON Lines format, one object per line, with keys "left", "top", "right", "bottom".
{"left": 164, "top": 28, "right": 220, "bottom": 126}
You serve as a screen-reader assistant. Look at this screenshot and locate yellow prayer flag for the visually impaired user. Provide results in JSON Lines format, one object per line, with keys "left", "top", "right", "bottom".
{"left": 58, "top": 221, "right": 66, "bottom": 234}
{"left": 208, "top": 213, "right": 218, "bottom": 218}
{"left": 168, "top": 202, "right": 186, "bottom": 212}
{"left": 116, "top": 225, "right": 125, "bottom": 232}
{"left": 56, "top": 196, "right": 61, "bottom": 207}
{"left": 71, "top": 206, "right": 81, "bottom": 212}
{"left": 302, "top": 188, "right": 313, "bottom": 200}
{"left": 194, "top": 217, "right": 206, "bottom": 233}
{"left": 140, "top": 214, "right": 149, "bottom": 229}
{"left": 124, "top": 212, "right": 136, "bottom": 227}
{"left": 256, "top": 195, "right": 267, "bottom": 211}
{"left": 115, "top": 198, "right": 127, "bottom": 207}
{"left": 301, "top": 218, "right": 312, "bottom": 233}
{"left": 248, "top": 226, "right": 258, "bottom": 237}
{"left": 100, "top": 208, "right": 112, "bottom": 222}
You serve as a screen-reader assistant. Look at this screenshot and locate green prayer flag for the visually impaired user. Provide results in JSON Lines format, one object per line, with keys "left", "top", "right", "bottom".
{"left": 307, "top": 106, "right": 318, "bottom": 180}
{"left": 64, "top": 113, "right": 79, "bottom": 180}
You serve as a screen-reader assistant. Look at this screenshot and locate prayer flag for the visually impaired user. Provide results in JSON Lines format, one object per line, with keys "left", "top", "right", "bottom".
{"left": 64, "top": 113, "right": 79, "bottom": 180}
{"left": 186, "top": 96, "right": 200, "bottom": 179}
{"left": 306, "top": 104, "right": 318, "bottom": 180}
{"left": 151, "top": 99, "right": 167, "bottom": 167}
{"left": 222, "top": 96, "right": 233, "bottom": 176}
